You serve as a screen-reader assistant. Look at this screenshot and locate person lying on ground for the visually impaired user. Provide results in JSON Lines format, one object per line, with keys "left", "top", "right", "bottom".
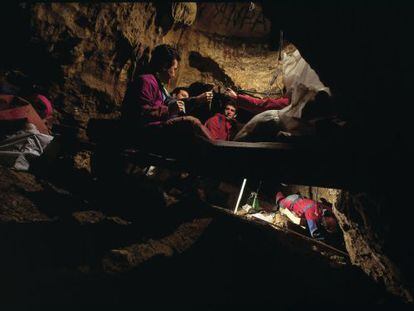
{"left": 0, "top": 77, "right": 54, "bottom": 132}
{"left": 233, "top": 109, "right": 317, "bottom": 142}
{"left": 222, "top": 87, "right": 311, "bottom": 142}
{"left": 275, "top": 191, "right": 339, "bottom": 240}
{"left": 228, "top": 87, "right": 343, "bottom": 142}
{"left": 0, "top": 94, "right": 52, "bottom": 135}
{"left": 224, "top": 88, "right": 290, "bottom": 114}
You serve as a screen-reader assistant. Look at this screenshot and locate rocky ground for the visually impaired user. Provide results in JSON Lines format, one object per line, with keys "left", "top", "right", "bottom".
{"left": 0, "top": 150, "right": 402, "bottom": 307}
{"left": 1, "top": 2, "right": 413, "bottom": 307}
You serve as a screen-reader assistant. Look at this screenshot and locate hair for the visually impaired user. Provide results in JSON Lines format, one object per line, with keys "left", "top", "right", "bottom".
{"left": 225, "top": 102, "right": 237, "bottom": 112}
{"left": 171, "top": 86, "right": 189, "bottom": 96}
{"left": 188, "top": 82, "right": 214, "bottom": 97}
{"left": 149, "top": 44, "right": 181, "bottom": 73}
{"left": 322, "top": 215, "right": 338, "bottom": 233}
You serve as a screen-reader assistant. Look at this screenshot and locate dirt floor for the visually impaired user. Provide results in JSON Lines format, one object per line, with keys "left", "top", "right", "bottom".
{"left": 0, "top": 154, "right": 403, "bottom": 307}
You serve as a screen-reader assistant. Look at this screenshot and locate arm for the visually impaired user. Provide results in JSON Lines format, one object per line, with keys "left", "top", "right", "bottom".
{"left": 137, "top": 77, "right": 169, "bottom": 121}
{"left": 165, "top": 97, "right": 186, "bottom": 118}
{"left": 224, "top": 88, "right": 289, "bottom": 114}
{"left": 183, "top": 91, "right": 213, "bottom": 114}
{"left": 236, "top": 94, "right": 290, "bottom": 113}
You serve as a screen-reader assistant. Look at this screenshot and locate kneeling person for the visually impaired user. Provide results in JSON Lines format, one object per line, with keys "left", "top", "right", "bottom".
{"left": 276, "top": 191, "right": 338, "bottom": 240}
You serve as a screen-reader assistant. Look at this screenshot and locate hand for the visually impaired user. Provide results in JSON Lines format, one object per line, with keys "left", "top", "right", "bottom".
{"left": 176, "top": 100, "right": 186, "bottom": 114}
{"left": 224, "top": 88, "right": 237, "bottom": 99}
{"left": 312, "top": 230, "right": 325, "bottom": 241}
{"left": 169, "top": 100, "right": 186, "bottom": 117}
{"left": 195, "top": 91, "right": 213, "bottom": 105}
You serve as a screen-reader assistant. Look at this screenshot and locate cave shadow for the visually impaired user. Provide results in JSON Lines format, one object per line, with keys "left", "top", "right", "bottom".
{"left": 188, "top": 51, "right": 235, "bottom": 87}
{"left": 83, "top": 210, "right": 402, "bottom": 306}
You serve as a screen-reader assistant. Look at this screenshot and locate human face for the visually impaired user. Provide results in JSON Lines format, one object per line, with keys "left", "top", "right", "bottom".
{"left": 159, "top": 59, "right": 179, "bottom": 84}
{"left": 168, "top": 59, "right": 179, "bottom": 79}
{"left": 176, "top": 90, "right": 189, "bottom": 99}
{"left": 224, "top": 104, "right": 236, "bottom": 119}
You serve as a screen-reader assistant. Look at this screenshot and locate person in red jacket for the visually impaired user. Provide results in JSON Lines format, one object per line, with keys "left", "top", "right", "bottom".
{"left": 204, "top": 103, "right": 239, "bottom": 141}
{"left": 275, "top": 191, "right": 338, "bottom": 240}
{"left": 121, "top": 44, "right": 213, "bottom": 142}
{"left": 224, "top": 88, "right": 290, "bottom": 114}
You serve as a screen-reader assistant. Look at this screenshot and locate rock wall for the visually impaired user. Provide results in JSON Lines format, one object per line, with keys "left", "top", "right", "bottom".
{"left": 24, "top": 2, "right": 281, "bottom": 134}
{"left": 29, "top": 3, "right": 162, "bottom": 128}
{"left": 2, "top": 2, "right": 413, "bottom": 304}
{"left": 335, "top": 190, "right": 413, "bottom": 303}
{"left": 286, "top": 184, "right": 413, "bottom": 303}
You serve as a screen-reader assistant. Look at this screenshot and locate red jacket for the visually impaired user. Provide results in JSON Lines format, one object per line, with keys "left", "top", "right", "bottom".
{"left": 0, "top": 95, "right": 50, "bottom": 135}
{"left": 204, "top": 113, "right": 235, "bottom": 141}
{"left": 122, "top": 74, "right": 169, "bottom": 126}
{"left": 236, "top": 94, "right": 290, "bottom": 114}
{"left": 276, "top": 192, "right": 333, "bottom": 238}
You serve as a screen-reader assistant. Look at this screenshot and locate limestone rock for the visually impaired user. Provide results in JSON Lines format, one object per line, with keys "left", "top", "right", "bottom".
{"left": 0, "top": 167, "right": 51, "bottom": 223}
{"left": 171, "top": 2, "right": 197, "bottom": 26}
{"left": 102, "top": 217, "right": 211, "bottom": 274}
{"left": 335, "top": 191, "right": 413, "bottom": 303}
{"left": 24, "top": 3, "right": 281, "bottom": 130}
{"left": 72, "top": 210, "right": 131, "bottom": 225}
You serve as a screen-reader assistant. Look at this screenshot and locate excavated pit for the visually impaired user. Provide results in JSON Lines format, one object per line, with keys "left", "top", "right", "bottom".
{"left": 0, "top": 165, "right": 401, "bottom": 306}
{"left": 1, "top": 1, "right": 413, "bottom": 306}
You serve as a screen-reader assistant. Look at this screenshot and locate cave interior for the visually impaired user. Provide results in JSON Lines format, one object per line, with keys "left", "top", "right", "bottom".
{"left": 0, "top": 1, "right": 413, "bottom": 307}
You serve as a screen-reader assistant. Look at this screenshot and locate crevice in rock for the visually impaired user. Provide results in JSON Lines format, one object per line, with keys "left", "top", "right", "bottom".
{"left": 188, "top": 51, "right": 235, "bottom": 87}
